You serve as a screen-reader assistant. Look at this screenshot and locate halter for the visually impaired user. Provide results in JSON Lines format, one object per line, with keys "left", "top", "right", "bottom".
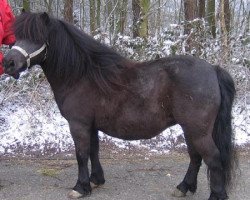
{"left": 11, "top": 44, "right": 47, "bottom": 68}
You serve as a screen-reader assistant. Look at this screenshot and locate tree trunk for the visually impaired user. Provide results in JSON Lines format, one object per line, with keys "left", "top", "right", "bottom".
{"left": 63, "top": 0, "right": 73, "bottom": 23}
{"left": 23, "top": 0, "right": 30, "bottom": 11}
{"left": 89, "top": 0, "right": 96, "bottom": 35}
{"left": 132, "top": 0, "right": 140, "bottom": 38}
{"left": 132, "top": 0, "right": 150, "bottom": 39}
{"left": 198, "top": 0, "right": 205, "bottom": 18}
{"left": 224, "top": 0, "right": 230, "bottom": 33}
{"left": 207, "top": 0, "right": 216, "bottom": 38}
{"left": 246, "top": 10, "right": 250, "bottom": 34}
{"left": 96, "top": 0, "right": 101, "bottom": 30}
{"left": 107, "top": 0, "right": 114, "bottom": 36}
{"left": 184, "top": 0, "right": 197, "bottom": 34}
{"left": 117, "top": 0, "right": 128, "bottom": 34}
{"left": 156, "top": 0, "right": 162, "bottom": 38}
{"left": 139, "top": 0, "right": 150, "bottom": 39}
{"left": 184, "top": 0, "right": 198, "bottom": 53}
{"left": 220, "top": 0, "right": 230, "bottom": 62}
{"left": 44, "top": 0, "right": 53, "bottom": 15}
{"left": 80, "top": 0, "right": 85, "bottom": 30}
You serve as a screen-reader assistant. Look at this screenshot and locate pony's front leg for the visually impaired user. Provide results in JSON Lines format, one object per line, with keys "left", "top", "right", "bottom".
{"left": 68, "top": 121, "right": 92, "bottom": 199}
{"left": 90, "top": 130, "right": 105, "bottom": 187}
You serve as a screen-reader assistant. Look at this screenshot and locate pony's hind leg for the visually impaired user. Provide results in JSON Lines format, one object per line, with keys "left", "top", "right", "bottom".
{"left": 89, "top": 130, "right": 105, "bottom": 188}
{"left": 174, "top": 122, "right": 228, "bottom": 200}
{"left": 193, "top": 136, "right": 228, "bottom": 200}
{"left": 173, "top": 138, "right": 202, "bottom": 197}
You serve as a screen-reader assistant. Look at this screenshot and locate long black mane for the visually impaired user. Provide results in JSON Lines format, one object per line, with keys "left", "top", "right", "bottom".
{"left": 14, "top": 12, "right": 128, "bottom": 90}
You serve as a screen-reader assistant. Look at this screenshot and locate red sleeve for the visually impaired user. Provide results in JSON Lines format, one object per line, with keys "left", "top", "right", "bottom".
{"left": 0, "top": 16, "right": 3, "bottom": 44}
{"left": 0, "top": 11, "right": 4, "bottom": 75}
{"left": 0, "top": 52, "right": 4, "bottom": 75}
{"left": 2, "top": 1, "right": 16, "bottom": 45}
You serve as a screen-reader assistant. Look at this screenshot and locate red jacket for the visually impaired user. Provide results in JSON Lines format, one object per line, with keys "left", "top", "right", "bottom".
{"left": 0, "top": 0, "right": 16, "bottom": 75}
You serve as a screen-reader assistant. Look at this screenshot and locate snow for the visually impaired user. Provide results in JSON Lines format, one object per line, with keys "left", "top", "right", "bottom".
{"left": 233, "top": 102, "right": 250, "bottom": 145}
{"left": 0, "top": 103, "right": 74, "bottom": 155}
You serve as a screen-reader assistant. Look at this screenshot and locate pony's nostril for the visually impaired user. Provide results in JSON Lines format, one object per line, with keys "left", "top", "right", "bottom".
{"left": 9, "top": 60, "right": 15, "bottom": 67}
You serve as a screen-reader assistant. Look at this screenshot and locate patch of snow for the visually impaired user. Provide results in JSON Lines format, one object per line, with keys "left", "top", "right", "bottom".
{"left": 0, "top": 102, "right": 73, "bottom": 155}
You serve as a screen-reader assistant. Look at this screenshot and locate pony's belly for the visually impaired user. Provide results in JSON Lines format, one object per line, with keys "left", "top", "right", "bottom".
{"left": 97, "top": 100, "right": 175, "bottom": 140}
{"left": 99, "top": 118, "right": 175, "bottom": 140}
{"left": 103, "top": 129, "right": 160, "bottom": 140}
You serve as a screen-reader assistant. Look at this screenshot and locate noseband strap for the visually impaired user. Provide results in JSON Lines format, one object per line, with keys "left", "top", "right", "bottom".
{"left": 11, "top": 44, "right": 47, "bottom": 68}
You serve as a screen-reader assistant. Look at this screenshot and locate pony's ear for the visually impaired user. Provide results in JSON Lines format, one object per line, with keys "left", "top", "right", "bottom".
{"left": 40, "top": 12, "right": 50, "bottom": 25}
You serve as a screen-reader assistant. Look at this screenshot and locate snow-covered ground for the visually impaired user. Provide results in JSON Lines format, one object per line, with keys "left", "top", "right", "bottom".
{"left": 0, "top": 70, "right": 249, "bottom": 156}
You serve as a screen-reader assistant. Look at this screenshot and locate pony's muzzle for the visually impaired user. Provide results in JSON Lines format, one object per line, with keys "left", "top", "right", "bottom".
{"left": 7, "top": 60, "right": 15, "bottom": 68}
{"left": 3, "top": 59, "right": 21, "bottom": 79}
{"left": 3, "top": 59, "right": 14, "bottom": 72}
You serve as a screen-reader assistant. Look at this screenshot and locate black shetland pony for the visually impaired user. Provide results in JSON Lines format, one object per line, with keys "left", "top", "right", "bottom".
{"left": 3, "top": 12, "right": 237, "bottom": 200}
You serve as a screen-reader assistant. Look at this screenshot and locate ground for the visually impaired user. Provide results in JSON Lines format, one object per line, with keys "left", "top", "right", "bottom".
{"left": 0, "top": 148, "right": 249, "bottom": 200}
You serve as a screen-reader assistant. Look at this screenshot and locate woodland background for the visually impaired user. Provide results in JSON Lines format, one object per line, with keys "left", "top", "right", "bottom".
{"left": 0, "top": 0, "right": 249, "bottom": 155}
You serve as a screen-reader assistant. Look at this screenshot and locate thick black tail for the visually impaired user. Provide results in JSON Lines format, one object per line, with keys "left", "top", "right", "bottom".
{"left": 213, "top": 65, "right": 237, "bottom": 188}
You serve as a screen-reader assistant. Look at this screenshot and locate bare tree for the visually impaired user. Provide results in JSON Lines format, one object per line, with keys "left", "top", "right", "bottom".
{"left": 220, "top": 0, "right": 231, "bottom": 62}
{"left": 132, "top": 0, "right": 150, "bottom": 39}
{"left": 184, "top": 0, "right": 197, "bottom": 34}
{"left": 107, "top": 0, "right": 115, "bottom": 35}
{"left": 224, "top": 0, "right": 231, "bottom": 33}
{"left": 23, "top": 0, "right": 30, "bottom": 11}
{"left": 156, "top": 0, "right": 162, "bottom": 37}
{"left": 96, "top": 0, "right": 101, "bottom": 29}
{"left": 63, "top": 0, "right": 73, "bottom": 23}
{"left": 183, "top": 0, "right": 199, "bottom": 53}
{"left": 246, "top": 7, "right": 250, "bottom": 34}
{"left": 207, "top": 0, "right": 216, "bottom": 38}
{"left": 198, "top": 0, "right": 205, "bottom": 18}
{"left": 89, "top": 0, "right": 96, "bottom": 34}
{"left": 44, "top": 0, "right": 53, "bottom": 15}
{"left": 140, "top": 0, "right": 150, "bottom": 38}
{"left": 80, "top": 0, "right": 85, "bottom": 29}
{"left": 117, "top": 0, "right": 128, "bottom": 34}
{"left": 132, "top": 0, "right": 140, "bottom": 38}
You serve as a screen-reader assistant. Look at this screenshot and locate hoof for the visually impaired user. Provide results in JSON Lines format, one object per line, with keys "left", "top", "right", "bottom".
{"left": 68, "top": 190, "right": 83, "bottom": 199}
{"left": 172, "top": 188, "right": 186, "bottom": 197}
{"left": 90, "top": 181, "right": 103, "bottom": 189}
{"left": 90, "top": 181, "right": 98, "bottom": 189}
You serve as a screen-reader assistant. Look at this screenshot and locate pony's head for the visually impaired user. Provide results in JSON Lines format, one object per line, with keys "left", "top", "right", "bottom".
{"left": 4, "top": 11, "right": 127, "bottom": 92}
{"left": 3, "top": 12, "right": 49, "bottom": 79}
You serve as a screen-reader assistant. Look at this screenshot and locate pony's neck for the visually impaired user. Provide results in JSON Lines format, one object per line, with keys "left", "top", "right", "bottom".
{"left": 41, "top": 63, "right": 68, "bottom": 92}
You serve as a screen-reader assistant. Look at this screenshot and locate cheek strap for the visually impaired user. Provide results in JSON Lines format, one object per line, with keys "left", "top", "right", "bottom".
{"left": 11, "top": 44, "right": 47, "bottom": 68}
